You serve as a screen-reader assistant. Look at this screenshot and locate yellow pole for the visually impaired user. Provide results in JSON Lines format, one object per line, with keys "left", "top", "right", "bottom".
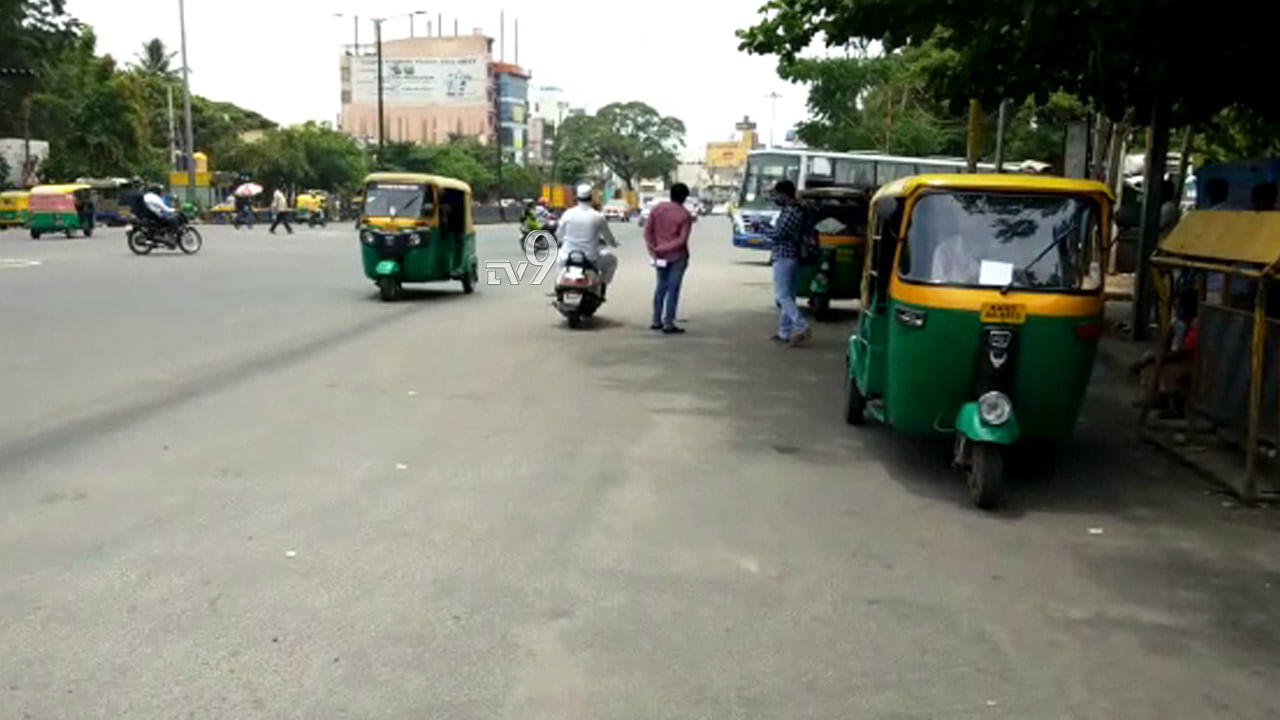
{"left": 1244, "top": 282, "right": 1266, "bottom": 503}
{"left": 966, "top": 100, "right": 981, "bottom": 172}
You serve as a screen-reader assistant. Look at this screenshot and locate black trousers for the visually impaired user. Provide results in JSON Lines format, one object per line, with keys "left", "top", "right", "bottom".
{"left": 270, "top": 211, "right": 293, "bottom": 233}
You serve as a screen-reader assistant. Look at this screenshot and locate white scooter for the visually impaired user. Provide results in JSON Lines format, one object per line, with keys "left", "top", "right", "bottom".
{"left": 553, "top": 249, "right": 604, "bottom": 329}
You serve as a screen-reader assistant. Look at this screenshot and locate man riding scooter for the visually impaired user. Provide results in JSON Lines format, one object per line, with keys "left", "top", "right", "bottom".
{"left": 557, "top": 183, "right": 618, "bottom": 296}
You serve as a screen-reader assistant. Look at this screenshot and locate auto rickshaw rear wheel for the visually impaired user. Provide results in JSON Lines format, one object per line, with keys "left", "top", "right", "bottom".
{"left": 844, "top": 359, "right": 867, "bottom": 425}
{"left": 966, "top": 442, "right": 1005, "bottom": 510}
{"left": 461, "top": 263, "right": 476, "bottom": 294}
{"left": 29, "top": 229, "right": 39, "bottom": 239}
{"left": 811, "top": 293, "right": 831, "bottom": 320}
{"left": 378, "top": 277, "right": 401, "bottom": 302}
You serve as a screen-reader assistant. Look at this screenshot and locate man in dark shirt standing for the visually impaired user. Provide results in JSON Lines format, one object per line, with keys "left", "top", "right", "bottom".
{"left": 645, "top": 182, "right": 694, "bottom": 333}
{"left": 762, "top": 179, "right": 811, "bottom": 346}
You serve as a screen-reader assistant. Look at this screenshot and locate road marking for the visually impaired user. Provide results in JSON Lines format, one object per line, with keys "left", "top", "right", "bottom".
{"left": 0, "top": 258, "right": 41, "bottom": 270}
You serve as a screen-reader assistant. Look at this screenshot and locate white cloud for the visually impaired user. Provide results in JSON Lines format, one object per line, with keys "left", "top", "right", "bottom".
{"left": 66, "top": 0, "right": 810, "bottom": 157}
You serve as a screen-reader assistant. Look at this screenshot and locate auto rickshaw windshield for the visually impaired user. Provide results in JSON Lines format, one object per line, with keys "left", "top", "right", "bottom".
{"left": 364, "top": 183, "right": 430, "bottom": 218}
{"left": 901, "top": 192, "right": 1102, "bottom": 291}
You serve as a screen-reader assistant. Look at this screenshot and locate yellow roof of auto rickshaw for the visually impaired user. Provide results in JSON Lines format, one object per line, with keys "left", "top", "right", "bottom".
{"left": 1156, "top": 210, "right": 1280, "bottom": 270}
{"left": 363, "top": 172, "right": 472, "bottom": 194}
{"left": 30, "top": 183, "right": 91, "bottom": 195}
{"left": 872, "top": 174, "right": 1114, "bottom": 203}
{"left": 0, "top": 189, "right": 30, "bottom": 198}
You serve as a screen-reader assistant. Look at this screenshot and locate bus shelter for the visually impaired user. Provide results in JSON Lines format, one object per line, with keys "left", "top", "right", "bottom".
{"left": 1147, "top": 210, "right": 1280, "bottom": 501}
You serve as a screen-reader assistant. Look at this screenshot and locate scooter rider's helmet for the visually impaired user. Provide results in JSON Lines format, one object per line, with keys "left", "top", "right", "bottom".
{"left": 575, "top": 183, "right": 593, "bottom": 202}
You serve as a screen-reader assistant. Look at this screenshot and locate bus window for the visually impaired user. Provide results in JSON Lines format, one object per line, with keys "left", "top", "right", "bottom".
{"left": 875, "top": 161, "right": 919, "bottom": 185}
{"left": 740, "top": 154, "right": 800, "bottom": 208}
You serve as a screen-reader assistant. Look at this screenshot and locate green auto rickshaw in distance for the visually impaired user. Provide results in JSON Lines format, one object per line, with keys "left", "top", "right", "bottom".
{"left": 797, "top": 187, "right": 869, "bottom": 319}
{"left": 28, "top": 183, "right": 96, "bottom": 238}
{"left": 845, "top": 174, "right": 1112, "bottom": 509}
{"left": 358, "top": 173, "right": 479, "bottom": 301}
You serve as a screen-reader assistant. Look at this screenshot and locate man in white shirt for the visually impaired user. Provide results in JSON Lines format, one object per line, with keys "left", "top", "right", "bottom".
{"left": 556, "top": 184, "right": 619, "bottom": 289}
{"left": 142, "top": 185, "right": 178, "bottom": 233}
{"left": 270, "top": 187, "right": 293, "bottom": 235}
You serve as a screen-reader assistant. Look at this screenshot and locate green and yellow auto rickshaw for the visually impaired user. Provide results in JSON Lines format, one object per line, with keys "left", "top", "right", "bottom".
{"left": 358, "top": 173, "right": 479, "bottom": 301}
{"left": 28, "top": 183, "right": 96, "bottom": 238}
{"left": 797, "top": 187, "right": 869, "bottom": 319}
{"left": 845, "top": 174, "right": 1112, "bottom": 508}
{"left": 0, "top": 190, "right": 30, "bottom": 230}
{"left": 295, "top": 189, "right": 329, "bottom": 227}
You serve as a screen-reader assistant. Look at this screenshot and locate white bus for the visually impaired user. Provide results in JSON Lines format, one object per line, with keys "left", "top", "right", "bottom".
{"left": 731, "top": 149, "right": 996, "bottom": 249}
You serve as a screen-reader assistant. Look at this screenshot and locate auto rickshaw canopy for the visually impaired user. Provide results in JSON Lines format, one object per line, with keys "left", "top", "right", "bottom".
{"left": 1153, "top": 210, "right": 1280, "bottom": 275}
{"left": 30, "top": 183, "right": 91, "bottom": 195}
{"left": 363, "top": 172, "right": 471, "bottom": 196}
{"left": 872, "top": 173, "right": 1114, "bottom": 204}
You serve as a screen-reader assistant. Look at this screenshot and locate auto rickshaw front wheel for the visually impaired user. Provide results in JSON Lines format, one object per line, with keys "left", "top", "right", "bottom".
{"left": 964, "top": 441, "right": 1005, "bottom": 510}
{"left": 29, "top": 229, "right": 39, "bottom": 240}
{"left": 378, "top": 277, "right": 401, "bottom": 302}
{"left": 810, "top": 293, "right": 831, "bottom": 320}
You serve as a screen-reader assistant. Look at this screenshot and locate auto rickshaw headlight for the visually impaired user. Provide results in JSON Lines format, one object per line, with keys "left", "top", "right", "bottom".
{"left": 360, "top": 230, "right": 374, "bottom": 244}
{"left": 978, "top": 391, "right": 1012, "bottom": 426}
{"left": 405, "top": 232, "right": 421, "bottom": 246}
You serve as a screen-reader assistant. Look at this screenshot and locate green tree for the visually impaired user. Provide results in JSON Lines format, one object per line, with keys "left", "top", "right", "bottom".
{"left": 738, "top": 0, "right": 1280, "bottom": 127}
{"left": 131, "top": 38, "right": 177, "bottom": 80}
{"left": 0, "top": 0, "right": 77, "bottom": 137}
{"left": 32, "top": 28, "right": 157, "bottom": 180}
{"left": 593, "top": 102, "right": 685, "bottom": 188}
{"left": 779, "top": 41, "right": 966, "bottom": 156}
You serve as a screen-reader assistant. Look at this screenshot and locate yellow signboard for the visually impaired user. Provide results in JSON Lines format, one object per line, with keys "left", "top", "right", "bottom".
{"left": 169, "top": 171, "right": 211, "bottom": 188}
{"left": 705, "top": 140, "right": 748, "bottom": 169}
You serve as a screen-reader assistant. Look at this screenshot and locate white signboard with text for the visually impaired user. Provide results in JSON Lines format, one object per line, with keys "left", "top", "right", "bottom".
{"left": 351, "top": 56, "right": 487, "bottom": 106}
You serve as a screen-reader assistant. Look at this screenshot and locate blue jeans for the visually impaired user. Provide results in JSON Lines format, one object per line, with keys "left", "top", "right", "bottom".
{"left": 652, "top": 256, "right": 688, "bottom": 328}
{"left": 772, "top": 257, "right": 808, "bottom": 339}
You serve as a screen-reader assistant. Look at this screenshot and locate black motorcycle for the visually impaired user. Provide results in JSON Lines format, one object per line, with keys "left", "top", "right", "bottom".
{"left": 127, "top": 213, "right": 203, "bottom": 255}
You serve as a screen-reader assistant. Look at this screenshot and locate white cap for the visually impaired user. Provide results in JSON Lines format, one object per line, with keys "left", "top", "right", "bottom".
{"left": 575, "top": 183, "right": 592, "bottom": 201}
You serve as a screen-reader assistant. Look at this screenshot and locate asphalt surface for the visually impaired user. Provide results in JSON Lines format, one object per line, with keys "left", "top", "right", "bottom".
{"left": 1, "top": 218, "right": 1278, "bottom": 719}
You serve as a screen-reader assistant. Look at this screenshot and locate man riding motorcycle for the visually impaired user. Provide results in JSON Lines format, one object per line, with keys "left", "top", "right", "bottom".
{"left": 133, "top": 184, "right": 180, "bottom": 237}
{"left": 556, "top": 183, "right": 618, "bottom": 296}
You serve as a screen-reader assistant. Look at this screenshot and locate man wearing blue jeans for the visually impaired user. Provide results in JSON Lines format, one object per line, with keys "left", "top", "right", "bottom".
{"left": 762, "top": 179, "right": 811, "bottom": 346}
{"left": 645, "top": 183, "right": 694, "bottom": 334}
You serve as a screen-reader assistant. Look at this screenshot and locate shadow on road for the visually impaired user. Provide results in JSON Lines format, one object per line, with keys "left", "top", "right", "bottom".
{"left": 581, "top": 300, "right": 1238, "bottom": 520}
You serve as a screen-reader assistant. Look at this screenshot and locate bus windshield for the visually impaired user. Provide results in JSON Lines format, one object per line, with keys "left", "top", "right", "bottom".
{"left": 364, "top": 183, "right": 431, "bottom": 218}
{"left": 900, "top": 192, "right": 1102, "bottom": 291}
{"left": 740, "top": 154, "right": 800, "bottom": 209}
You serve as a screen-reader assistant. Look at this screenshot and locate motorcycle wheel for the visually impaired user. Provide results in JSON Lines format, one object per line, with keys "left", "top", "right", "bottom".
{"left": 178, "top": 226, "right": 203, "bottom": 254}
{"left": 567, "top": 312, "right": 583, "bottom": 329}
{"left": 126, "top": 230, "right": 152, "bottom": 255}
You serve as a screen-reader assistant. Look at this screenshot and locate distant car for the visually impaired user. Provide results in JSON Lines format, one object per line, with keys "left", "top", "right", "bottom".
{"left": 602, "top": 200, "right": 630, "bottom": 222}
{"left": 711, "top": 202, "right": 730, "bottom": 215}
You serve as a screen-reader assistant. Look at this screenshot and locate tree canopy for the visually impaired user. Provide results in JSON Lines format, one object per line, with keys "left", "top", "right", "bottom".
{"left": 738, "top": 0, "right": 1280, "bottom": 126}
{"left": 555, "top": 102, "right": 685, "bottom": 188}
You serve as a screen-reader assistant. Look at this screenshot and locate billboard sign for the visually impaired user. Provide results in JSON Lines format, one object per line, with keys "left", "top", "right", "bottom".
{"left": 351, "top": 56, "right": 488, "bottom": 106}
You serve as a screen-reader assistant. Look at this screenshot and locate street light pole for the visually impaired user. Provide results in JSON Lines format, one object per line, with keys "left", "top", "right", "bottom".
{"left": 374, "top": 18, "right": 384, "bottom": 150}
{"left": 766, "top": 91, "right": 781, "bottom": 148}
{"left": 178, "top": 0, "right": 196, "bottom": 205}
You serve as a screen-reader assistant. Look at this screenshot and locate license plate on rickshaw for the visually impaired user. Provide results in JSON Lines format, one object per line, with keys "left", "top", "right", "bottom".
{"left": 980, "top": 303, "right": 1026, "bottom": 324}
{"left": 562, "top": 292, "right": 582, "bottom": 304}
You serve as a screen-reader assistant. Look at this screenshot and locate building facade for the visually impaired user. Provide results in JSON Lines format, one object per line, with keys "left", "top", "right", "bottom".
{"left": 701, "top": 116, "right": 760, "bottom": 203}
{"left": 339, "top": 29, "right": 530, "bottom": 164}
{"left": 493, "top": 62, "right": 530, "bottom": 165}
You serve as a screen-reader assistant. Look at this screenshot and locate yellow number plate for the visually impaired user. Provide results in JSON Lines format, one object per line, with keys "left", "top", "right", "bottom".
{"left": 980, "top": 303, "right": 1026, "bottom": 324}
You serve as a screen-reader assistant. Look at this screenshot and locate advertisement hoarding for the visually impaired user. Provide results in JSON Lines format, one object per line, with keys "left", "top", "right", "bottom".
{"left": 351, "top": 56, "right": 488, "bottom": 106}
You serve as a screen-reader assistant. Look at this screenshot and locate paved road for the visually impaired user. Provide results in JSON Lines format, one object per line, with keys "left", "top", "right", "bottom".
{"left": 1, "top": 219, "right": 1278, "bottom": 719}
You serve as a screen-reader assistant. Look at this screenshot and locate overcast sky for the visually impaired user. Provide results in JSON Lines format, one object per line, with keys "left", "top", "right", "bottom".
{"left": 65, "top": 0, "right": 811, "bottom": 159}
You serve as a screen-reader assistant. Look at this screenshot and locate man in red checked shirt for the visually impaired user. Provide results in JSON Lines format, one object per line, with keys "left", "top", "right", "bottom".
{"left": 644, "top": 183, "right": 694, "bottom": 334}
